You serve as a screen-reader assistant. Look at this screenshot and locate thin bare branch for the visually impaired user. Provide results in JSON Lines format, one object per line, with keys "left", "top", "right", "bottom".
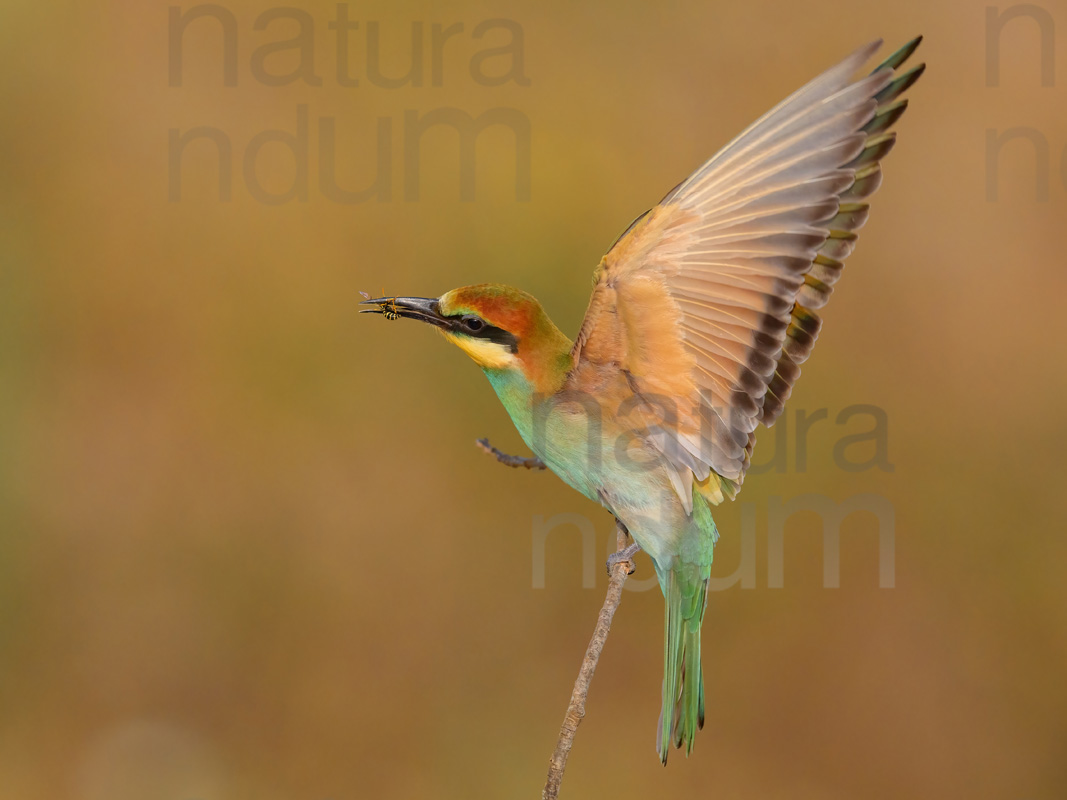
{"left": 476, "top": 438, "right": 547, "bottom": 469}
{"left": 480, "top": 436, "right": 635, "bottom": 796}
{"left": 543, "top": 522, "right": 636, "bottom": 799}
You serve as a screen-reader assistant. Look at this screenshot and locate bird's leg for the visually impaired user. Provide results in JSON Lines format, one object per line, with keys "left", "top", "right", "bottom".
{"left": 475, "top": 438, "right": 547, "bottom": 470}
{"left": 606, "top": 542, "right": 641, "bottom": 575}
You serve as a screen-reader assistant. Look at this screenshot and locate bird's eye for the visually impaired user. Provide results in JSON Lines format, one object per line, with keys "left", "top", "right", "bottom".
{"left": 462, "top": 316, "right": 485, "bottom": 332}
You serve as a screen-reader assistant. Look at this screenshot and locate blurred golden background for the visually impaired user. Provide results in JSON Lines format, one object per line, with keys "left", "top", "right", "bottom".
{"left": 2, "top": 1, "right": 1065, "bottom": 798}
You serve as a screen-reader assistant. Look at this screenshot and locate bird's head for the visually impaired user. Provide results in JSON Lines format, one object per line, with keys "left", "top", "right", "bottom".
{"left": 361, "top": 283, "right": 573, "bottom": 387}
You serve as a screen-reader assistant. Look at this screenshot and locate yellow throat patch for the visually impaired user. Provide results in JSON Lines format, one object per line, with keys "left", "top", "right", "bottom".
{"left": 439, "top": 330, "right": 518, "bottom": 370}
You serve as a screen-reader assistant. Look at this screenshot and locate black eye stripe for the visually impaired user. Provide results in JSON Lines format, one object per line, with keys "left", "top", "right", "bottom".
{"left": 446, "top": 315, "right": 519, "bottom": 354}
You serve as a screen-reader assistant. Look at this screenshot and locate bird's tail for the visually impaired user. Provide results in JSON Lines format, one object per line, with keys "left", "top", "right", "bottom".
{"left": 657, "top": 564, "right": 709, "bottom": 763}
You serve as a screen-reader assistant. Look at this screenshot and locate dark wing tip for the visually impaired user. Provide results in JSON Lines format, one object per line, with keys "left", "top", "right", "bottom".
{"left": 871, "top": 35, "right": 923, "bottom": 75}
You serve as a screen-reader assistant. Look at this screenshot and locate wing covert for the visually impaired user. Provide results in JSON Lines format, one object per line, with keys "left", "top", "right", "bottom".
{"left": 566, "top": 37, "right": 924, "bottom": 502}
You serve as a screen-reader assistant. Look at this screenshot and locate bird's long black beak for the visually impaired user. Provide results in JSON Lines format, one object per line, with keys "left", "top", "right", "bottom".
{"left": 359, "top": 295, "right": 449, "bottom": 328}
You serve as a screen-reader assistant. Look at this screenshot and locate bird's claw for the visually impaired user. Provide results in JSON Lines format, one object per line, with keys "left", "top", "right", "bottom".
{"left": 606, "top": 542, "right": 641, "bottom": 575}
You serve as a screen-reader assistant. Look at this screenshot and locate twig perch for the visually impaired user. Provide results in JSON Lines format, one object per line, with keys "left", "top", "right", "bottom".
{"left": 478, "top": 439, "right": 635, "bottom": 800}
{"left": 543, "top": 521, "right": 633, "bottom": 799}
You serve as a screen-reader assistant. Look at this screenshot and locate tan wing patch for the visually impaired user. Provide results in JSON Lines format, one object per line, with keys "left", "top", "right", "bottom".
{"left": 566, "top": 38, "right": 924, "bottom": 501}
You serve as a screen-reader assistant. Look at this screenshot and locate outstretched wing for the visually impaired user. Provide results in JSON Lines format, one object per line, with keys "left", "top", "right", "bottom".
{"left": 566, "top": 38, "right": 924, "bottom": 506}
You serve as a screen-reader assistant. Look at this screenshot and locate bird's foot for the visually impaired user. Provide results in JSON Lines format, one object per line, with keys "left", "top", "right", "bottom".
{"left": 476, "top": 438, "right": 546, "bottom": 470}
{"left": 606, "top": 542, "right": 641, "bottom": 575}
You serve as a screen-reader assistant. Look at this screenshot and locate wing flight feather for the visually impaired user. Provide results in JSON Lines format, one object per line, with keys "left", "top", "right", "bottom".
{"left": 567, "top": 38, "right": 924, "bottom": 506}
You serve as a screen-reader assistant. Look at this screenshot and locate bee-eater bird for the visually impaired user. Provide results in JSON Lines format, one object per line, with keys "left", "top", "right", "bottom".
{"left": 363, "top": 38, "right": 923, "bottom": 762}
